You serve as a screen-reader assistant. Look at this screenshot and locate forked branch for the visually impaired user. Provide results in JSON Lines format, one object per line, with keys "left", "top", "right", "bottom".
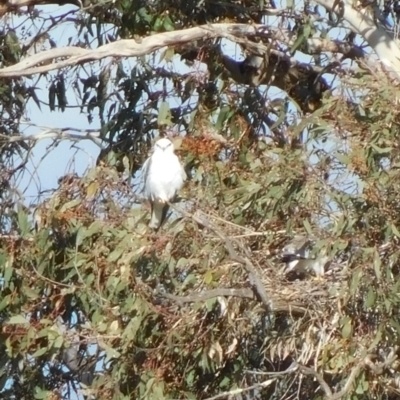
{"left": 297, "top": 348, "right": 398, "bottom": 400}
{"left": 170, "top": 205, "right": 273, "bottom": 311}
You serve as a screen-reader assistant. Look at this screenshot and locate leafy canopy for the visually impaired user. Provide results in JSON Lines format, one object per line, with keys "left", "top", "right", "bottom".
{"left": 1, "top": 0, "right": 400, "bottom": 399}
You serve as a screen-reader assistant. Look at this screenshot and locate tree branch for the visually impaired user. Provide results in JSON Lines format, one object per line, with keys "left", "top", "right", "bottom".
{"left": 0, "top": 0, "right": 82, "bottom": 15}
{"left": 203, "top": 378, "right": 276, "bottom": 400}
{"left": 239, "top": 352, "right": 399, "bottom": 400}
{"left": 314, "top": 0, "right": 400, "bottom": 79}
{"left": 258, "top": 26, "right": 366, "bottom": 59}
{"left": 195, "top": 209, "right": 273, "bottom": 310}
{"left": 0, "top": 124, "right": 104, "bottom": 148}
{"left": 159, "top": 288, "right": 255, "bottom": 304}
{"left": 296, "top": 348, "right": 399, "bottom": 400}
{"left": 170, "top": 205, "right": 274, "bottom": 311}
{"left": 0, "top": 22, "right": 370, "bottom": 79}
{"left": 160, "top": 287, "right": 308, "bottom": 314}
{"left": 0, "top": 24, "right": 252, "bottom": 78}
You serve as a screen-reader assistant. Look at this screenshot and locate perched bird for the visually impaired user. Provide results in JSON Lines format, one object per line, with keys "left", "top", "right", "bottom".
{"left": 280, "top": 235, "right": 330, "bottom": 278}
{"left": 143, "top": 138, "right": 186, "bottom": 230}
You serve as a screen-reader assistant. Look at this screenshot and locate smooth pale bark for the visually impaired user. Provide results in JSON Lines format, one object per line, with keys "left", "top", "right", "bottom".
{"left": 0, "top": 23, "right": 366, "bottom": 79}
{"left": 0, "top": 24, "right": 249, "bottom": 78}
{"left": 314, "top": 0, "right": 400, "bottom": 79}
{"left": 0, "top": 0, "right": 398, "bottom": 82}
{"left": 3, "top": 0, "right": 76, "bottom": 4}
{"left": 0, "top": 0, "right": 81, "bottom": 14}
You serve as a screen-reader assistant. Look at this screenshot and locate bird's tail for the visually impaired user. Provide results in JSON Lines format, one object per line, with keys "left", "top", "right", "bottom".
{"left": 281, "top": 253, "right": 307, "bottom": 263}
{"left": 149, "top": 200, "right": 169, "bottom": 230}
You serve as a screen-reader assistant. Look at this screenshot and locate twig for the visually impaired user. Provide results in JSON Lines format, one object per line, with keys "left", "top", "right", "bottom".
{"left": 31, "top": 262, "right": 79, "bottom": 289}
{"left": 297, "top": 364, "right": 334, "bottom": 398}
{"left": 162, "top": 287, "right": 307, "bottom": 314}
{"left": 159, "top": 288, "right": 255, "bottom": 304}
{"left": 202, "top": 378, "right": 276, "bottom": 400}
{"left": 245, "top": 362, "right": 299, "bottom": 376}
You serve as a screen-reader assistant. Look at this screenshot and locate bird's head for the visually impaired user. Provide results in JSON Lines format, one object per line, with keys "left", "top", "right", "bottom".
{"left": 154, "top": 138, "right": 175, "bottom": 154}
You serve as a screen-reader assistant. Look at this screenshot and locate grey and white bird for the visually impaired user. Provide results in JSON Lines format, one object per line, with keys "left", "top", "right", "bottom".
{"left": 143, "top": 138, "right": 186, "bottom": 230}
{"left": 280, "top": 235, "right": 330, "bottom": 277}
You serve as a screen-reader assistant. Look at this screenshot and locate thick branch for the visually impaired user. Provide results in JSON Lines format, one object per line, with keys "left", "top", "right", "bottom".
{"left": 2, "top": 0, "right": 77, "bottom": 6}
{"left": 0, "top": 23, "right": 369, "bottom": 79}
{"left": 0, "top": 0, "right": 81, "bottom": 15}
{"left": 243, "top": 352, "right": 399, "bottom": 400}
{"left": 314, "top": 0, "right": 400, "bottom": 79}
{"left": 262, "top": 27, "right": 365, "bottom": 58}
{"left": 0, "top": 24, "right": 255, "bottom": 78}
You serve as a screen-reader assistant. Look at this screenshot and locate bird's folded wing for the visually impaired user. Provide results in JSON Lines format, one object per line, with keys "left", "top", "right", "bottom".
{"left": 142, "top": 157, "right": 152, "bottom": 193}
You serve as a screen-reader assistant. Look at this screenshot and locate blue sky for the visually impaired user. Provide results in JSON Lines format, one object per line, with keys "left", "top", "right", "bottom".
{"left": 9, "top": 0, "right": 350, "bottom": 209}
{"left": 8, "top": 0, "right": 390, "bottom": 216}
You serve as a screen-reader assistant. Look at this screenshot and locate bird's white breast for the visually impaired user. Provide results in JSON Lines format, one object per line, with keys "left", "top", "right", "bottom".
{"left": 145, "top": 152, "right": 185, "bottom": 202}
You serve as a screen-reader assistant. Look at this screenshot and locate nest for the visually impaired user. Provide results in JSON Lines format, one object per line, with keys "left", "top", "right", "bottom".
{"left": 260, "top": 266, "right": 347, "bottom": 314}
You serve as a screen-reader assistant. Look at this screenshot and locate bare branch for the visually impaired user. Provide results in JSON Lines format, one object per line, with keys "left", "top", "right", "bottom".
{"left": 0, "top": 24, "right": 256, "bottom": 78}
{"left": 260, "top": 26, "right": 366, "bottom": 59}
{"left": 3, "top": 0, "right": 76, "bottom": 6}
{"left": 159, "top": 288, "right": 255, "bottom": 304}
{"left": 0, "top": 0, "right": 82, "bottom": 15}
{"left": 314, "top": 0, "right": 400, "bottom": 79}
{"left": 203, "top": 378, "right": 276, "bottom": 400}
{"left": 245, "top": 362, "right": 299, "bottom": 376}
{"left": 297, "top": 349, "right": 399, "bottom": 400}
{"left": 1, "top": 124, "right": 104, "bottom": 148}
{"left": 297, "top": 363, "right": 334, "bottom": 398}
{"left": 170, "top": 205, "right": 274, "bottom": 311}
{"left": 193, "top": 209, "right": 273, "bottom": 310}
{"left": 161, "top": 287, "right": 307, "bottom": 314}
{"left": 0, "top": 23, "right": 369, "bottom": 79}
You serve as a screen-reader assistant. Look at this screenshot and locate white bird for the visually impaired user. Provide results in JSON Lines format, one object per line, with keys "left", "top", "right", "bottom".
{"left": 143, "top": 138, "right": 186, "bottom": 229}
{"left": 281, "top": 235, "right": 329, "bottom": 277}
